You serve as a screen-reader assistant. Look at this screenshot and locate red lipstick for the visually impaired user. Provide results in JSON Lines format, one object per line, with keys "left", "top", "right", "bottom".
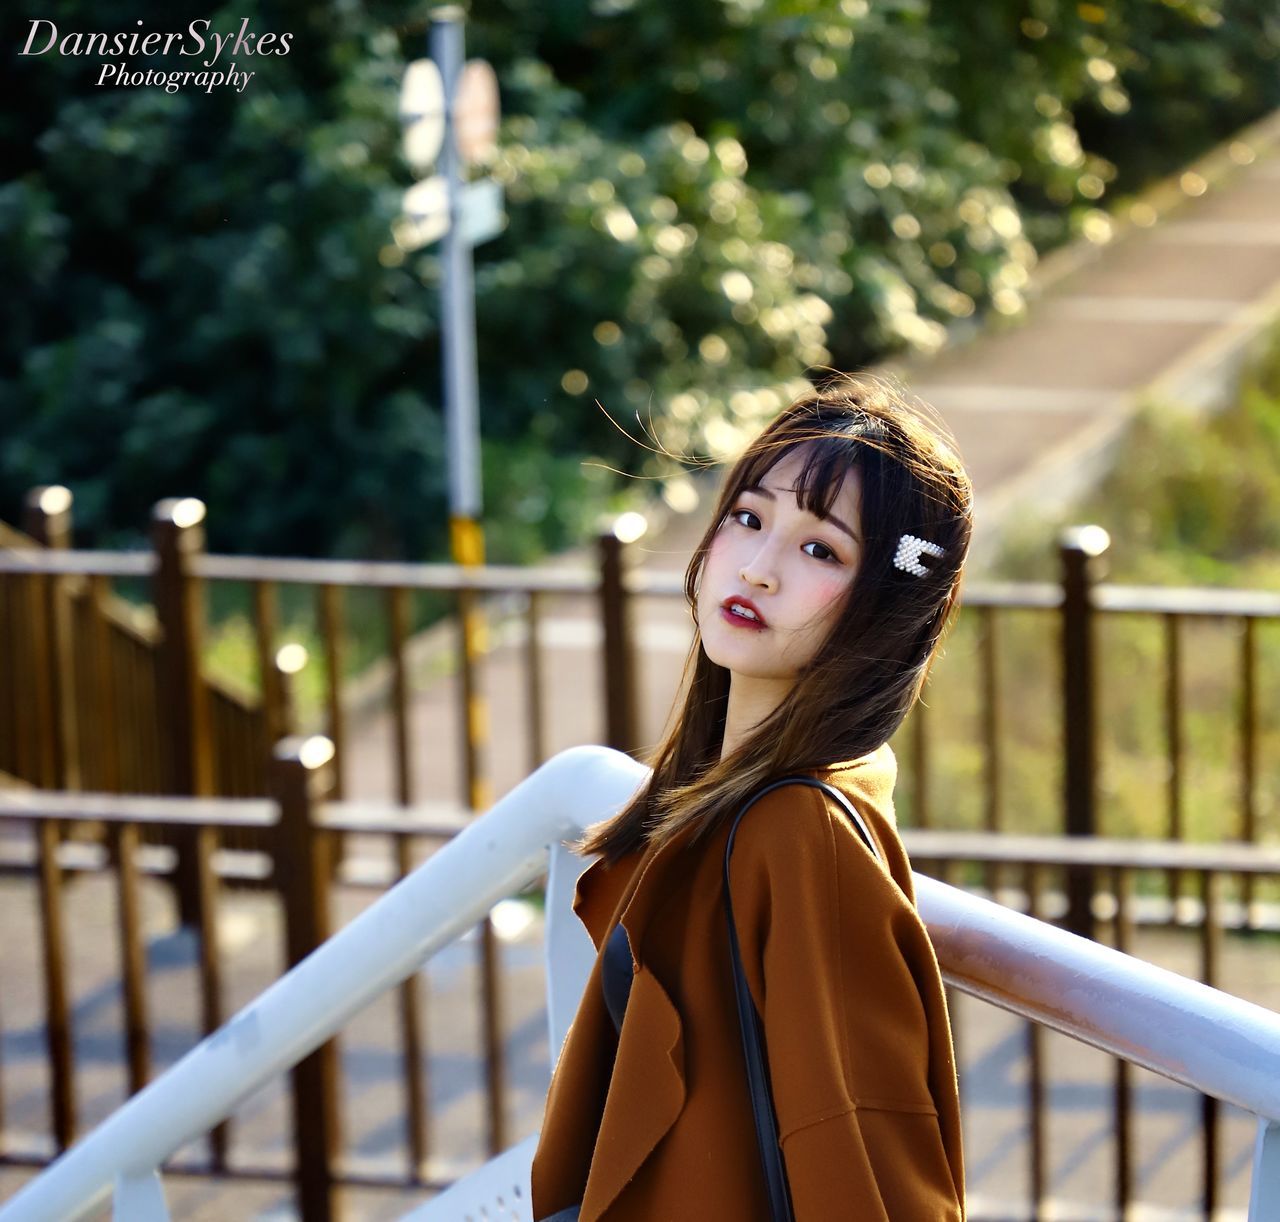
{"left": 720, "top": 595, "right": 767, "bottom": 630}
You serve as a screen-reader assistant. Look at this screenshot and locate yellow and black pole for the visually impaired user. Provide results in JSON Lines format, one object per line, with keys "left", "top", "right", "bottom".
{"left": 449, "top": 516, "right": 492, "bottom": 815}
{"left": 433, "top": 5, "right": 491, "bottom": 816}
{"left": 431, "top": 6, "right": 502, "bottom": 1151}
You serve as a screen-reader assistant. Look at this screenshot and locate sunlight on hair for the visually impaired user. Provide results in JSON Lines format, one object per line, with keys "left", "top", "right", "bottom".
{"left": 579, "top": 396, "right": 719, "bottom": 479}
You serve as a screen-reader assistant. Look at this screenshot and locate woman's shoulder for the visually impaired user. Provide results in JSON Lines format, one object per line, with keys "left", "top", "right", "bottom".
{"left": 731, "top": 743, "right": 915, "bottom": 903}
{"left": 745, "top": 742, "right": 900, "bottom": 845}
{"left": 818, "top": 742, "right": 898, "bottom": 812}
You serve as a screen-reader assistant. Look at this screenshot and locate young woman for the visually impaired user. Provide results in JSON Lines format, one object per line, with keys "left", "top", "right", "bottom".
{"left": 532, "top": 374, "right": 971, "bottom": 1221}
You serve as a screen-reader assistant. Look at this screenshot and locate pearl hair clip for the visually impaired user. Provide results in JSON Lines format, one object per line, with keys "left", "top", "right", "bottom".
{"left": 893, "top": 533, "right": 945, "bottom": 577}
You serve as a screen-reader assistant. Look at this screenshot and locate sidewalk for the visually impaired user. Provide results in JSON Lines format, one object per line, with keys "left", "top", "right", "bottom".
{"left": 897, "top": 109, "right": 1280, "bottom": 567}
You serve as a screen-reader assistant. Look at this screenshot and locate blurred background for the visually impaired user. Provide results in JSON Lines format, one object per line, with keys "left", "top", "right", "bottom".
{"left": 5, "top": 0, "right": 1279, "bottom": 565}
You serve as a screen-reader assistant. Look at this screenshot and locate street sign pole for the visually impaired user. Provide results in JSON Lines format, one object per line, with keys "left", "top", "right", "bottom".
{"left": 429, "top": 7, "right": 490, "bottom": 814}
{"left": 431, "top": 11, "right": 482, "bottom": 532}
{"left": 427, "top": 5, "right": 504, "bottom": 1157}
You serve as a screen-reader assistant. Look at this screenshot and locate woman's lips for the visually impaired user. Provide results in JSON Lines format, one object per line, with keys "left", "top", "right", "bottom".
{"left": 720, "top": 600, "right": 767, "bottom": 630}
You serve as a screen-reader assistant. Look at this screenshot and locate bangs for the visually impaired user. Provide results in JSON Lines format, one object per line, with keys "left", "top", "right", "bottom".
{"left": 736, "top": 430, "right": 863, "bottom": 522}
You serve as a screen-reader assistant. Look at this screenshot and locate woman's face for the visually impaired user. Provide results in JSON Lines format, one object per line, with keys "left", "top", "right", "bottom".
{"left": 696, "top": 447, "right": 862, "bottom": 685}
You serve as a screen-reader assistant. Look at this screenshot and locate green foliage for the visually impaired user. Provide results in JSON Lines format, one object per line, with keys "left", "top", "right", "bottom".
{"left": 2, "top": 0, "right": 1278, "bottom": 566}
{"left": 3, "top": 0, "right": 444, "bottom": 558}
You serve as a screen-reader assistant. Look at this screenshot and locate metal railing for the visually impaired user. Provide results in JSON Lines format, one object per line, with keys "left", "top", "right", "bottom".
{"left": 4, "top": 496, "right": 1276, "bottom": 903}
{"left": 0, "top": 743, "right": 621, "bottom": 1222}
{"left": 5, "top": 502, "right": 1276, "bottom": 841}
{"left": 0, "top": 742, "right": 490, "bottom": 1186}
{"left": 3, "top": 747, "right": 1280, "bottom": 1221}
{"left": 910, "top": 830, "right": 1280, "bottom": 1218}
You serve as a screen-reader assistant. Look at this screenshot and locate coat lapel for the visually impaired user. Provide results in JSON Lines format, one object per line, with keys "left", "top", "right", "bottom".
{"left": 572, "top": 819, "right": 699, "bottom": 951}
{"left": 579, "top": 961, "right": 686, "bottom": 1220}
{"left": 557, "top": 828, "right": 701, "bottom": 1220}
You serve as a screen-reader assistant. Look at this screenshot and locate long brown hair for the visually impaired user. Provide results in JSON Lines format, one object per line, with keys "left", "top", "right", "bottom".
{"left": 579, "top": 372, "right": 973, "bottom": 865}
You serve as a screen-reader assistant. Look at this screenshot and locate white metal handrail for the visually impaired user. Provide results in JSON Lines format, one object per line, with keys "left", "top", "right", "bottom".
{"left": 4, "top": 745, "right": 1280, "bottom": 1220}
{"left": 0, "top": 744, "right": 631, "bottom": 1222}
{"left": 920, "top": 876, "right": 1280, "bottom": 1119}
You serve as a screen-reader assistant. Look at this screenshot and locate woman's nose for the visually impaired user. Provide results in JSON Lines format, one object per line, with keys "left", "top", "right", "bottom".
{"left": 739, "top": 549, "right": 779, "bottom": 592}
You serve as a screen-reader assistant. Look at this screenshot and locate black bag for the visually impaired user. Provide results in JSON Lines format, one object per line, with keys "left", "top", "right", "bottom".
{"left": 721, "top": 777, "right": 883, "bottom": 1222}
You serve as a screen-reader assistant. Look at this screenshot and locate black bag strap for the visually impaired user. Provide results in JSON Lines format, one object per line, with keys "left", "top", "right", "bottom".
{"left": 601, "top": 922, "right": 633, "bottom": 1034}
{"left": 722, "top": 776, "right": 882, "bottom": 1222}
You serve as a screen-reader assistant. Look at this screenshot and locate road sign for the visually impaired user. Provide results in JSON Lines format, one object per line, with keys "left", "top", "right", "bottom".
{"left": 398, "top": 176, "right": 504, "bottom": 250}
{"left": 453, "top": 59, "right": 500, "bottom": 166}
{"left": 399, "top": 57, "right": 445, "bottom": 122}
{"left": 403, "top": 174, "right": 447, "bottom": 221}
{"left": 394, "top": 212, "right": 449, "bottom": 252}
{"left": 459, "top": 178, "right": 505, "bottom": 246}
{"left": 399, "top": 59, "right": 445, "bottom": 172}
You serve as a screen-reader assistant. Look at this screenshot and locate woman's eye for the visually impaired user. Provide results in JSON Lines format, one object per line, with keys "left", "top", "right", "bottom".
{"left": 729, "top": 508, "right": 760, "bottom": 529}
{"left": 803, "top": 541, "right": 838, "bottom": 562}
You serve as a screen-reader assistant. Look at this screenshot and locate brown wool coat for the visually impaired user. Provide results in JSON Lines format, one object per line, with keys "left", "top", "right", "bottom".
{"left": 531, "top": 743, "right": 965, "bottom": 1221}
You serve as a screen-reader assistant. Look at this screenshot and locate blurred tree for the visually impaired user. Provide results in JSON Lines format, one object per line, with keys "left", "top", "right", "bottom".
{"left": 2, "top": 0, "right": 446, "bottom": 558}
{"left": 2, "top": 0, "right": 1277, "bottom": 560}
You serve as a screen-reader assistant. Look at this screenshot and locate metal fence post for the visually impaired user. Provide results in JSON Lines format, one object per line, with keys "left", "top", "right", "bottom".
{"left": 1060, "top": 525, "right": 1109, "bottom": 941}
{"left": 151, "top": 499, "right": 214, "bottom": 926}
{"left": 599, "top": 523, "right": 639, "bottom": 755}
{"left": 273, "top": 735, "right": 339, "bottom": 1222}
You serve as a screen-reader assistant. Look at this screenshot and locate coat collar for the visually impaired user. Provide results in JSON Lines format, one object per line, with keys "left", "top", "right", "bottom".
{"left": 573, "top": 747, "right": 896, "bottom": 958}
{"left": 571, "top": 813, "right": 700, "bottom": 956}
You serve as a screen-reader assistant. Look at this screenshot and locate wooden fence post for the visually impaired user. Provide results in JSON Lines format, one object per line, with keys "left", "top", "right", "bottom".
{"left": 22, "top": 486, "right": 81, "bottom": 792}
{"left": 599, "top": 522, "right": 640, "bottom": 755}
{"left": 35, "top": 814, "right": 76, "bottom": 1151}
{"left": 151, "top": 499, "right": 214, "bottom": 927}
{"left": 1060, "top": 525, "right": 1109, "bottom": 941}
{"left": 273, "top": 735, "right": 339, "bottom": 1222}
{"left": 20, "top": 489, "right": 78, "bottom": 1149}
{"left": 0, "top": 553, "right": 14, "bottom": 779}
{"left": 274, "top": 643, "right": 307, "bottom": 743}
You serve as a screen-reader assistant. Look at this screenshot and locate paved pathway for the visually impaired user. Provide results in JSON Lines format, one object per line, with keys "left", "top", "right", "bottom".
{"left": 4, "top": 116, "right": 1279, "bottom": 1220}
{"left": 901, "top": 113, "right": 1280, "bottom": 567}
